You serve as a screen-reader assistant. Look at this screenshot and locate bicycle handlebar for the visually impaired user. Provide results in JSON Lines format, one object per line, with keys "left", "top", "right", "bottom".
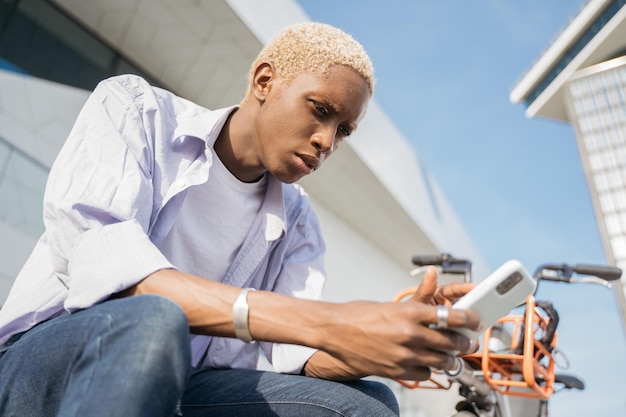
{"left": 411, "top": 253, "right": 462, "bottom": 266}
{"left": 410, "top": 254, "right": 621, "bottom": 292}
{"left": 572, "top": 263, "right": 622, "bottom": 280}
{"left": 412, "top": 253, "right": 472, "bottom": 275}
{"left": 534, "top": 262, "right": 622, "bottom": 283}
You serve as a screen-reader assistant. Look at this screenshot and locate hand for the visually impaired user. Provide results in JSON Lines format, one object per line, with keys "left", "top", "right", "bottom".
{"left": 393, "top": 267, "right": 480, "bottom": 353}
{"left": 411, "top": 266, "right": 475, "bottom": 306}
{"left": 411, "top": 266, "right": 481, "bottom": 354}
{"left": 307, "top": 277, "right": 482, "bottom": 381}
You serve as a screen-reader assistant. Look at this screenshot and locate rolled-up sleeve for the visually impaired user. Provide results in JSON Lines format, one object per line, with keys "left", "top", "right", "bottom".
{"left": 43, "top": 76, "right": 174, "bottom": 312}
{"left": 66, "top": 220, "right": 173, "bottom": 310}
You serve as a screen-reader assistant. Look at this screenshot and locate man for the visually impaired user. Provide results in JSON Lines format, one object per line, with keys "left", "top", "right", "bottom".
{"left": 0, "top": 22, "right": 480, "bottom": 416}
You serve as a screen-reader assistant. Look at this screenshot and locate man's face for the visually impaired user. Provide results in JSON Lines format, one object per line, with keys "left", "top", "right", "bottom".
{"left": 255, "top": 64, "right": 370, "bottom": 184}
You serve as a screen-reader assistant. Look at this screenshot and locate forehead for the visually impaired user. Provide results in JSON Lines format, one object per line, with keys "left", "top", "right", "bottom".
{"left": 286, "top": 65, "right": 370, "bottom": 120}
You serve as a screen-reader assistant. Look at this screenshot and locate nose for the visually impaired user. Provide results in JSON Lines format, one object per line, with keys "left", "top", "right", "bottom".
{"left": 311, "top": 126, "right": 337, "bottom": 155}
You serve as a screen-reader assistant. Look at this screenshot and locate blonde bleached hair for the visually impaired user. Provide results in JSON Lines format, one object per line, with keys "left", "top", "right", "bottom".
{"left": 246, "top": 22, "right": 375, "bottom": 98}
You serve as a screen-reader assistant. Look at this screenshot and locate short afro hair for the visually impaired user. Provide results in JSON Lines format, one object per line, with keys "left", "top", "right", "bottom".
{"left": 246, "top": 22, "right": 375, "bottom": 97}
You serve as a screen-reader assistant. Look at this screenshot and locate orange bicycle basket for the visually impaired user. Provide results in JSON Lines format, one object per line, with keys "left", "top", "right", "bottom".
{"left": 393, "top": 288, "right": 557, "bottom": 400}
{"left": 463, "top": 295, "right": 556, "bottom": 400}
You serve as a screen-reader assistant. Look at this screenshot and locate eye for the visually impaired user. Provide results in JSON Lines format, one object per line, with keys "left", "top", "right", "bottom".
{"left": 338, "top": 125, "right": 352, "bottom": 137}
{"left": 312, "top": 100, "right": 329, "bottom": 117}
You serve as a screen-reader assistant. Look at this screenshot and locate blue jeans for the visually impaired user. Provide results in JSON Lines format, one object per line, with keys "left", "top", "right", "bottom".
{"left": 0, "top": 295, "right": 399, "bottom": 416}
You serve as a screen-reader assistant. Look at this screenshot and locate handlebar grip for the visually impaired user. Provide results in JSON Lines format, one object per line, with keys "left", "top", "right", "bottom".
{"left": 411, "top": 253, "right": 470, "bottom": 267}
{"left": 411, "top": 254, "right": 448, "bottom": 266}
{"left": 441, "top": 265, "right": 472, "bottom": 275}
{"left": 573, "top": 264, "right": 622, "bottom": 281}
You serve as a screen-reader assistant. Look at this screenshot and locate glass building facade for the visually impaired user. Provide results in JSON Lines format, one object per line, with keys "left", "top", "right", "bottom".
{"left": 567, "top": 55, "right": 626, "bottom": 306}
{"left": 0, "top": 136, "right": 48, "bottom": 238}
{"left": 0, "top": 0, "right": 163, "bottom": 90}
{"left": 0, "top": 0, "right": 159, "bottom": 240}
{"left": 511, "top": 0, "right": 626, "bottom": 326}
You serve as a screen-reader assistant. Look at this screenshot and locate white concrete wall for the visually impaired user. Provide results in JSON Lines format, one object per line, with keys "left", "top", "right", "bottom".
{"left": 310, "top": 196, "right": 417, "bottom": 302}
{"left": 0, "top": 223, "right": 35, "bottom": 306}
{"left": 0, "top": 70, "right": 89, "bottom": 168}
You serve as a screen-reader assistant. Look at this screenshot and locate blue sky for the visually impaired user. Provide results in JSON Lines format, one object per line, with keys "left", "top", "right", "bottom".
{"left": 297, "top": 1, "right": 626, "bottom": 416}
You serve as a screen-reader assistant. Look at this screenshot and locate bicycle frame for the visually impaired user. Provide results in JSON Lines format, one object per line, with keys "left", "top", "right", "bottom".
{"left": 463, "top": 295, "right": 557, "bottom": 400}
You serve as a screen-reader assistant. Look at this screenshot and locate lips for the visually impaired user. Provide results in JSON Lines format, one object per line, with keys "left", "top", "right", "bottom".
{"left": 297, "top": 154, "right": 320, "bottom": 172}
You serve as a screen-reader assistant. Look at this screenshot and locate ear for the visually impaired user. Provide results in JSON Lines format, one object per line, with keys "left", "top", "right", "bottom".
{"left": 251, "top": 62, "right": 275, "bottom": 102}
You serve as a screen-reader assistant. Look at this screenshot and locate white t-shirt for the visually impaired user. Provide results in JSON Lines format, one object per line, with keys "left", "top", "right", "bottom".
{"left": 159, "top": 147, "right": 267, "bottom": 281}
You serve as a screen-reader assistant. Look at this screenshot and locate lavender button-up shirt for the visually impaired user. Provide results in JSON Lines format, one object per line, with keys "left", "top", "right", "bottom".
{"left": 0, "top": 75, "right": 325, "bottom": 374}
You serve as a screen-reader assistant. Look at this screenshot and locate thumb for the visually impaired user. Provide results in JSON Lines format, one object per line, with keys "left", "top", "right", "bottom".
{"left": 411, "top": 266, "right": 438, "bottom": 303}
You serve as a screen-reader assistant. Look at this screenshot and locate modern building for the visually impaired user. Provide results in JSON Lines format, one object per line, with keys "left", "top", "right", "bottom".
{"left": 0, "top": 0, "right": 490, "bottom": 415}
{"left": 510, "top": 0, "right": 626, "bottom": 329}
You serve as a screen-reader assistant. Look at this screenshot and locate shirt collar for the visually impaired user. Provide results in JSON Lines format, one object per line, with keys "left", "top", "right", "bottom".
{"left": 171, "top": 105, "right": 238, "bottom": 149}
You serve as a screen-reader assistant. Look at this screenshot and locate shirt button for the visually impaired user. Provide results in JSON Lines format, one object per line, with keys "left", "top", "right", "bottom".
{"left": 174, "top": 180, "right": 186, "bottom": 188}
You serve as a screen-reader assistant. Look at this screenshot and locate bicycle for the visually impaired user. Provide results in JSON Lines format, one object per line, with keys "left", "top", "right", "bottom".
{"left": 393, "top": 254, "right": 622, "bottom": 417}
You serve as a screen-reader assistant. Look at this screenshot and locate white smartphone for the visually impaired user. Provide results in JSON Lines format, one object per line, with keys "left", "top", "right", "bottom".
{"left": 450, "top": 259, "right": 536, "bottom": 340}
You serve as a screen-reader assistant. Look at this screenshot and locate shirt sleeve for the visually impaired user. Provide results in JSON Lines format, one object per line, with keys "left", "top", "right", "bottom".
{"left": 43, "top": 75, "right": 174, "bottom": 311}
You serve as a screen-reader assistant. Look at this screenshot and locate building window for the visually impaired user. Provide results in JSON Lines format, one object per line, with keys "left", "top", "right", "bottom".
{"left": 0, "top": 136, "right": 47, "bottom": 237}
{"left": 0, "top": 0, "right": 164, "bottom": 90}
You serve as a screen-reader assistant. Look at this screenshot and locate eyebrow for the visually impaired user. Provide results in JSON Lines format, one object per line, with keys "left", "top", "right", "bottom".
{"left": 322, "top": 96, "right": 358, "bottom": 131}
{"left": 322, "top": 96, "right": 340, "bottom": 113}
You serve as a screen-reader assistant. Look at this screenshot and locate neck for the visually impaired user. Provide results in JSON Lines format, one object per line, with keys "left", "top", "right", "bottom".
{"left": 214, "top": 106, "right": 265, "bottom": 183}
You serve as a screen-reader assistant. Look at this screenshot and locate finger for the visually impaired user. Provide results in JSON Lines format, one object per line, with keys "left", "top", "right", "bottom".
{"left": 411, "top": 266, "right": 438, "bottom": 303}
{"left": 433, "top": 290, "right": 453, "bottom": 307}
{"left": 425, "top": 328, "right": 474, "bottom": 358}
{"left": 406, "top": 317, "right": 475, "bottom": 361}
{"left": 424, "top": 304, "right": 483, "bottom": 332}
{"left": 397, "top": 346, "right": 455, "bottom": 378}
{"left": 448, "top": 308, "right": 482, "bottom": 331}
{"left": 436, "top": 282, "right": 475, "bottom": 303}
{"left": 402, "top": 366, "right": 432, "bottom": 382}
{"left": 414, "top": 348, "right": 457, "bottom": 371}
{"left": 462, "top": 338, "right": 480, "bottom": 355}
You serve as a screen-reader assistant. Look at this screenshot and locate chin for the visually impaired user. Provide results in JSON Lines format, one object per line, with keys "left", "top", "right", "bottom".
{"left": 272, "top": 172, "right": 303, "bottom": 184}
{"left": 280, "top": 177, "right": 300, "bottom": 184}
